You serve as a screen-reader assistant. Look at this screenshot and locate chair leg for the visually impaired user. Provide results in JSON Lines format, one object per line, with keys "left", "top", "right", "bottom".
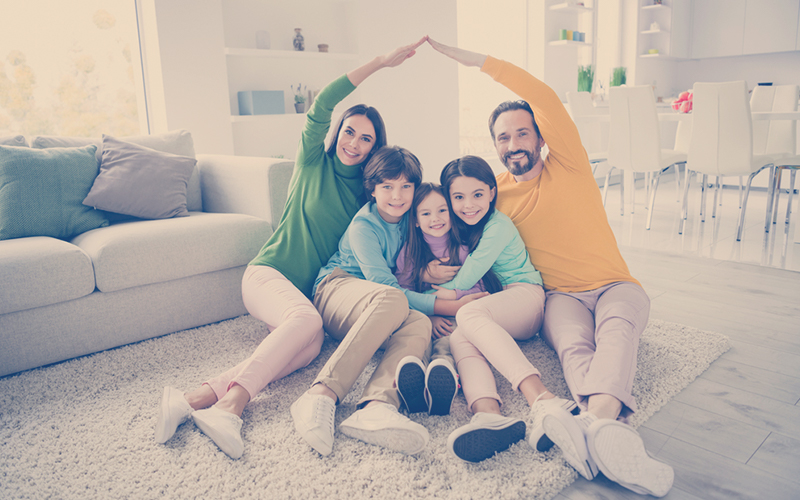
{"left": 646, "top": 171, "right": 662, "bottom": 230}
{"left": 785, "top": 169, "right": 796, "bottom": 225}
{"left": 602, "top": 166, "right": 614, "bottom": 207}
{"left": 679, "top": 170, "right": 692, "bottom": 234}
{"left": 737, "top": 171, "right": 758, "bottom": 241}
{"left": 765, "top": 164, "right": 777, "bottom": 233}
{"left": 771, "top": 167, "right": 783, "bottom": 225}
{"left": 620, "top": 170, "right": 625, "bottom": 216}
{"left": 738, "top": 176, "right": 743, "bottom": 209}
{"left": 674, "top": 163, "right": 682, "bottom": 202}
{"left": 700, "top": 174, "right": 708, "bottom": 222}
{"left": 712, "top": 176, "right": 720, "bottom": 219}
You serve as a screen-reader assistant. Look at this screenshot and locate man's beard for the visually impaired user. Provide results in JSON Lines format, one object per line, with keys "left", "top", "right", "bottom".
{"left": 502, "top": 148, "right": 538, "bottom": 176}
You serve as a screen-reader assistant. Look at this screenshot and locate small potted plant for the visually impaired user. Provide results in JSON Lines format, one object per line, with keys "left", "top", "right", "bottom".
{"left": 291, "top": 83, "right": 307, "bottom": 113}
{"left": 610, "top": 67, "right": 627, "bottom": 87}
{"left": 577, "top": 65, "right": 594, "bottom": 92}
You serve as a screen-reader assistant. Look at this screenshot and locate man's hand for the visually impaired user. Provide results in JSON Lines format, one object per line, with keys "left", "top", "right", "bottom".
{"left": 427, "top": 37, "right": 487, "bottom": 68}
{"left": 422, "top": 259, "right": 460, "bottom": 284}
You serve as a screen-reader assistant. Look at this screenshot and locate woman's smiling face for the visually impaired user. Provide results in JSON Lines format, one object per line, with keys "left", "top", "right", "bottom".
{"left": 336, "top": 114, "right": 376, "bottom": 165}
{"left": 448, "top": 175, "right": 495, "bottom": 225}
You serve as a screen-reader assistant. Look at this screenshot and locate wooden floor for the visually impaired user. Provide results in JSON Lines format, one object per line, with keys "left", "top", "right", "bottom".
{"left": 556, "top": 179, "right": 800, "bottom": 500}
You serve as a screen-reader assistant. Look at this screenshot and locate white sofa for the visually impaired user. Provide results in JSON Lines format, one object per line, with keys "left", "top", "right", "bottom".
{"left": 0, "top": 133, "right": 295, "bottom": 378}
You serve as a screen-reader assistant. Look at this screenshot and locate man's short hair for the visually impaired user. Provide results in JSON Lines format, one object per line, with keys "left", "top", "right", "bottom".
{"left": 488, "top": 100, "right": 541, "bottom": 142}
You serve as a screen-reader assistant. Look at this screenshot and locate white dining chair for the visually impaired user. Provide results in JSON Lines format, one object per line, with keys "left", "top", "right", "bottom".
{"left": 680, "top": 81, "right": 781, "bottom": 240}
{"left": 605, "top": 85, "right": 686, "bottom": 229}
{"left": 751, "top": 84, "right": 799, "bottom": 228}
{"left": 566, "top": 91, "right": 608, "bottom": 174}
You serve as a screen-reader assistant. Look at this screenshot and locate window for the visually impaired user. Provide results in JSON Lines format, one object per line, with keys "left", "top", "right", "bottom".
{"left": 0, "top": 1, "right": 147, "bottom": 138}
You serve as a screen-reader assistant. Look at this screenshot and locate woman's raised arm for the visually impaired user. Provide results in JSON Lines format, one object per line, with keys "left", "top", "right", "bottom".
{"left": 347, "top": 36, "right": 427, "bottom": 87}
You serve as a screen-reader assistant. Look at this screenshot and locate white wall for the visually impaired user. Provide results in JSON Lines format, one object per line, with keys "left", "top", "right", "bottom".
{"left": 673, "top": 51, "right": 800, "bottom": 93}
{"left": 355, "top": 0, "right": 460, "bottom": 182}
{"left": 140, "top": 0, "right": 234, "bottom": 154}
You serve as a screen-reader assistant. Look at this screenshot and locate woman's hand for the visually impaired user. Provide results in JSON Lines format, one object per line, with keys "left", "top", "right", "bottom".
{"left": 427, "top": 37, "right": 487, "bottom": 68}
{"left": 432, "top": 285, "right": 457, "bottom": 300}
{"left": 430, "top": 316, "right": 453, "bottom": 339}
{"left": 348, "top": 37, "right": 427, "bottom": 86}
{"left": 422, "top": 259, "right": 460, "bottom": 284}
{"left": 378, "top": 36, "right": 428, "bottom": 68}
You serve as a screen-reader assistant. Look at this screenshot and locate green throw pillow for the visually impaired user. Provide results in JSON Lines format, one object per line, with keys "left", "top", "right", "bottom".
{"left": 0, "top": 145, "right": 109, "bottom": 241}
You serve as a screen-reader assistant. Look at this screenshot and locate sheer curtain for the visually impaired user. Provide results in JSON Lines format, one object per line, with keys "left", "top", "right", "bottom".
{"left": 0, "top": 1, "right": 147, "bottom": 138}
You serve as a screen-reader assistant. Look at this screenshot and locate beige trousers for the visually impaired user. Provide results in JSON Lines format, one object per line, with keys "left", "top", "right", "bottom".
{"left": 313, "top": 269, "right": 432, "bottom": 408}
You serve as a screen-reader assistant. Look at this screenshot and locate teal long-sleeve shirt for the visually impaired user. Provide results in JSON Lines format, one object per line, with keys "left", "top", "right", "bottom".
{"left": 249, "top": 75, "right": 366, "bottom": 299}
{"left": 314, "top": 202, "right": 437, "bottom": 315}
{"left": 438, "top": 210, "right": 543, "bottom": 291}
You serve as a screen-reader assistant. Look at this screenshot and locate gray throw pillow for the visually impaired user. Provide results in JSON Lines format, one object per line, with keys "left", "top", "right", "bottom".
{"left": 82, "top": 135, "right": 197, "bottom": 219}
{"left": 0, "top": 135, "right": 28, "bottom": 147}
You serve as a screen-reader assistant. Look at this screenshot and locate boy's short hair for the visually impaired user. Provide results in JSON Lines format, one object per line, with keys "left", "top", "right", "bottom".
{"left": 363, "top": 146, "right": 423, "bottom": 198}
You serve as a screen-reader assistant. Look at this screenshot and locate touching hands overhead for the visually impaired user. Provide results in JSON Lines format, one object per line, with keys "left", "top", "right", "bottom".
{"left": 426, "top": 37, "right": 487, "bottom": 68}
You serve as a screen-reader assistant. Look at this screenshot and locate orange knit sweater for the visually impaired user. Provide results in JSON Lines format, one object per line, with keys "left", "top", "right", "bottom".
{"left": 483, "top": 56, "right": 640, "bottom": 292}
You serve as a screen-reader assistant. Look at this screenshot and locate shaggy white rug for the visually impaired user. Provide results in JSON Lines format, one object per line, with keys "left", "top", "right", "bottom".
{"left": 0, "top": 315, "right": 729, "bottom": 500}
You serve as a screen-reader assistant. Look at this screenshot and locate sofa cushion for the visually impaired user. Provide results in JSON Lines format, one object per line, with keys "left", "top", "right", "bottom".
{"left": 0, "top": 145, "right": 109, "bottom": 241}
{"left": 29, "top": 130, "right": 202, "bottom": 211}
{"left": 71, "top": 212, "right": 272, "bottom": 292}
{"left": 0, "top": 135, "right": 28, "bottom": 147}
{"left": 0, "top": 236, "right": 96, "bottom": 315}
{"left": 82, "top": 135, "right": 197, "bottom": 219}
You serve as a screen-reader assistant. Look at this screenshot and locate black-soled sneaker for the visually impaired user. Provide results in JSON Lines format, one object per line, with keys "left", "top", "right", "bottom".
{"left": 425, "top": 358, "right": 458, "bottom": 416}
{"left": 395, "top": 355, "right": 427, "bottom": 414}
{"left": 447, "top": 412, "right": 526, "bottom": 463}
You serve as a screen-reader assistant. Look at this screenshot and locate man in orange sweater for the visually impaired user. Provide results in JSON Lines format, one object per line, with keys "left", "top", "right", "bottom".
{"left": 428, "top": 38, "right": 673, "bottom": 498}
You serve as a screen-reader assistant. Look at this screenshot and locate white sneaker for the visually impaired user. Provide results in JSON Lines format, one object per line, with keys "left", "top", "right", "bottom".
{"left": 192, "top": 406, "right": 244, "bottom": 459}
{"left": 290, "top": 392, "right": 336, "bottom": 456}
{"left": 425, "top": 359, "right": 458, "bottom": 416}
{"left": 154, "top": 386, "right": 193, "bottom": 444}
{"left": 339, "top": 402, "right": 429, "bottom": 454}
{"left": 395, "top": 356, "right": 427, "bottom": 414}
{"left": 542, "top": 409, "right": 599, "bottom": 480}
{"left": 528, "top": 396, "right": 579, "bottom": 452}
{"left": 447, "top": 412, "right": 526, "bottom": 463}
{"left": 587, "top": 419, "right": 674, "bottom": 497}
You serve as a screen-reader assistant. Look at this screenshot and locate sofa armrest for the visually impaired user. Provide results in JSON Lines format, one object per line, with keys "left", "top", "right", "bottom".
{"left": 197, "top": 154, "right": 294, "bottom": 229}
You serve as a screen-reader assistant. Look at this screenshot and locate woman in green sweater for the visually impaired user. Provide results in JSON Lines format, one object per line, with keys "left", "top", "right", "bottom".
{"left": 153, "top": 38, "right": 426, "bottom": 459}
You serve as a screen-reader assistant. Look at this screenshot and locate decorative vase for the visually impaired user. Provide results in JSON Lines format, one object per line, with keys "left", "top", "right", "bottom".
{"left": 294, "top": 102, "right": 305, "bottom": 113}
{"left": 293, "top": 28, "right": 304, "bottom": 51}
{"left": 318, "top": 43, "right": 329, "bottom": 53}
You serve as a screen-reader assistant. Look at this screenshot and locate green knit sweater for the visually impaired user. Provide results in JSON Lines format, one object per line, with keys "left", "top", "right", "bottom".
{"left": 249, "top": 75, "right": 367, "bottom": 298}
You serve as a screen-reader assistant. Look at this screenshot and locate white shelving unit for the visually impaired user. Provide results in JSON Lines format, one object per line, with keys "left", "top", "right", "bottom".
{"left": 636, "top": 0, "right": 690, "bottom": 59}
{"left": 528, "top": 0, "right": 597, "bottom": 101}
{"left": 221, "top": 0, "right": 360, "bottom": 159}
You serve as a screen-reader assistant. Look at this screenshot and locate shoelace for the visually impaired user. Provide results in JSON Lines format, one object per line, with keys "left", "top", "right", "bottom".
{"left": 314, "top": 398, "right": 335, "bottom": 432}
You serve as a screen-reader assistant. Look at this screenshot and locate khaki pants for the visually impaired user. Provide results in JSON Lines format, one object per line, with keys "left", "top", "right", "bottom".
{"left": 313, "top": 269, "right": 431, "bottom": 408}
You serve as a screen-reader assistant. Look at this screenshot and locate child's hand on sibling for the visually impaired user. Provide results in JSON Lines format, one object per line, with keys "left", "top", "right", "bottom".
{"left": 431, "top": 285, "right": 457, "bottom": 300}
{"left": 430, "top": 316, "right": 453, "bottom": 339}
{"left": 423, "top": 259, "right": 461, "bottom": 284}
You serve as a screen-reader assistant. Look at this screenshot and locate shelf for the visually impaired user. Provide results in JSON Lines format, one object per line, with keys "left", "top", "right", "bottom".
{"left": 549, "top": 2, "right": 593, "bottom": 13}
{"left": 639, "top": 53, "right": 681, "bottom": 60}
{"left": 641, "top": 4, "right": 670, "bottom": 11}
{"left": 225, "top": 48, "right": 358, "bottom": 61}
{"left": 548, "top": 40, "right": 592, "bottom": 47}
{"left": 640, "top": 29, "right": 667, "bottom": 35}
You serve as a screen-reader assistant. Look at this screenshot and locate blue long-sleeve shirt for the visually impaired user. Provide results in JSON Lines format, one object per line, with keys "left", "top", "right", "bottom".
{"left": 314, "top": 202, "right": 437, "bottom": 314}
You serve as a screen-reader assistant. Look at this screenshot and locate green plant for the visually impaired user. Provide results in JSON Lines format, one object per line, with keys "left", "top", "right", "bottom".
{"left": 291, "top": 83, "right": 307, "bottom": 103}
{"left": 577, "top": 65, "right": 594, "bottom": 92}
{"left": 610, "top": 67, "right": 627, "bottom": 87}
